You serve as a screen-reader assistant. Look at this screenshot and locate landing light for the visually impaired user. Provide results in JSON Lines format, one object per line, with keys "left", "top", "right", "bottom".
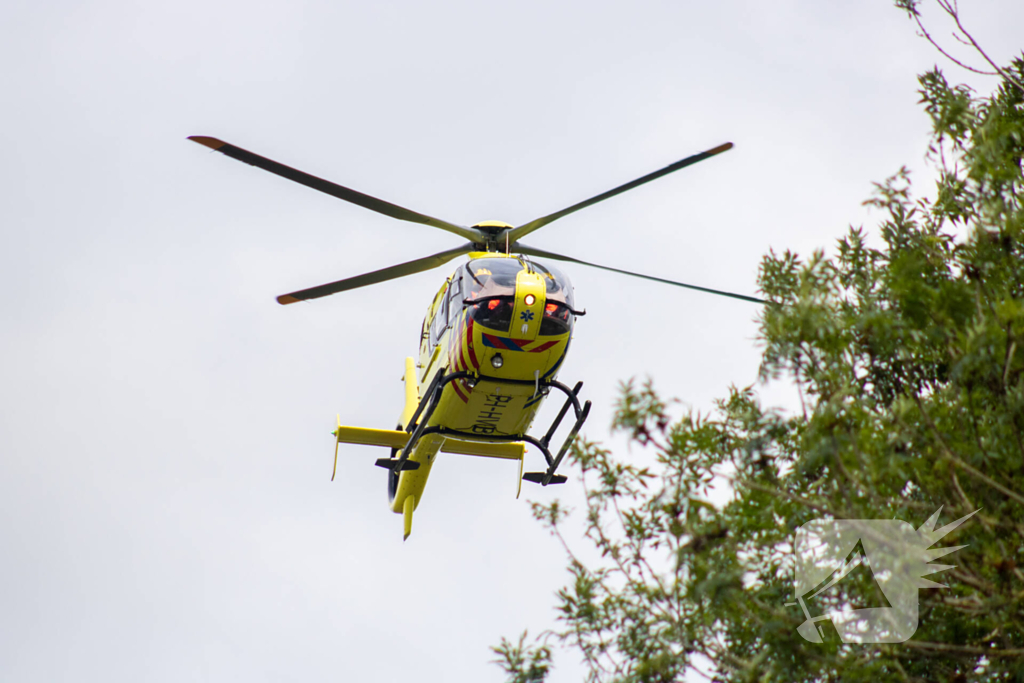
{"left": 524, "top": 294, "right": 535, "bottom": 306}
{"left": 491, "top": 354, "right": 504, "bottom": 369}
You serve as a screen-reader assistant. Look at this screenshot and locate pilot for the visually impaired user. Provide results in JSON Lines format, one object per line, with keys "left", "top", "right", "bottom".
{"left": 466, "top": 266, "right": 493, "bottom": 300}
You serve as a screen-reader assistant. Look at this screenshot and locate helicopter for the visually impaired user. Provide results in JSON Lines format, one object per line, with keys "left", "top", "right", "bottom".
{"left": 189, "top": 135, "right": 763, "bottom": 539}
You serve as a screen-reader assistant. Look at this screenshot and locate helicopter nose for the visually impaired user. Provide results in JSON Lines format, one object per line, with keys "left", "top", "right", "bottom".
{"left": 511, "top": 271, "right": 545, "bottom": 340}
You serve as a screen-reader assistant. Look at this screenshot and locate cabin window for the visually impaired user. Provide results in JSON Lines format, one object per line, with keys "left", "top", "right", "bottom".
{"left": 429, "top": 287, "right": 450, "bottom": 346}
{"left": 448, "top": 272, "right": 464, "bottom": 312}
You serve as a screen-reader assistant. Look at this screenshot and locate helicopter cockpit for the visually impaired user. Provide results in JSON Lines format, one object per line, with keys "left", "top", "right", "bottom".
{"left": 461, "top": 257, "right": 575, "bottom": 336}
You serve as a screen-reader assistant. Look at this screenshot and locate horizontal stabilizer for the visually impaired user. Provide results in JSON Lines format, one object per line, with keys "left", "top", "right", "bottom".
{"left": 441, "top": 440, "right": 525, "bottom": 460}
{"left": 375, "top": 458, "right": 421, "bottom": 471}
{"left": 335, "top": 426, "right": 410, "bottom": 449}
{"left": 522, "top": 473, "right": 568, "bottom": 485}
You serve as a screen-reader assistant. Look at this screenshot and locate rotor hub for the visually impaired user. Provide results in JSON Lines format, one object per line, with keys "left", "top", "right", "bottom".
{"left": 471, "top": 220, "right": 514, "bottom": 235}
{"left": 471, "top": 220, "right": 515, "bottom": 251}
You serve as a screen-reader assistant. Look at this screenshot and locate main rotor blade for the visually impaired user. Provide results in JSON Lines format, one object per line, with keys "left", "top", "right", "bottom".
{"left": 515, "top": 243, "right": 765, "bottom": 304}
{"left": 277, "top": 243, "right": 474, "bottom": 305}
{"left": 189, "top": 136, "right": 481, "bottom": 243}
{"left": 507, "top": 143, "right": 733, "bottom": 243}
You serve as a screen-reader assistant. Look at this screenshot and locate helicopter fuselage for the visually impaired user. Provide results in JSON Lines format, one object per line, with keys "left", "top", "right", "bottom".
{"left": 388, "top": 252, "right": 574, "bottom": 515}
{"left": 188, "top": 134, "right": 754, "bottom": 539}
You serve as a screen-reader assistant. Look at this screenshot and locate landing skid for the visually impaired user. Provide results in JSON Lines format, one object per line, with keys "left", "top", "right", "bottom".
{"left": 377, "top": 367, "right": 592, "bottom": 486}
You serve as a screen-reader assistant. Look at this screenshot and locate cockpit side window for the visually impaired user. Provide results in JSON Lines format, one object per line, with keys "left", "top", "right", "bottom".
{"left": 430, "top": 293, "right": 449, "bottom": 346}
{"left": 448, "top": 271, "right": 464, "bottom": 313}
{"left": 539, "top": 302, "right": 573, "bottom": 335}
{"left": 529, "top": 260, "right": 576, "bottom": 336}
{"left": 425, "top": 281, "right": 450, "bottom": 350}
{"left": 530, "top": 260, "right": 574, "bottom": 309}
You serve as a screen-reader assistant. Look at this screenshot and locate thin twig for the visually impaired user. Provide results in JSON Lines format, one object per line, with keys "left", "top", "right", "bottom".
{"left": 936, "top": 0, "right": 1024, "bottom": 93}
{"left": 912, "top": 12, "right": 997, "bottom": 76}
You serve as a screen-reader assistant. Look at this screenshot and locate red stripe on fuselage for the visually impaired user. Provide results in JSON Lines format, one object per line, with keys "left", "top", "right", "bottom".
{"left": 457, "top": 319, "right": 470, "bottom": 372}
{"left": 452, "top": 320, "right": 465, "bottom": 371}
{"left": 530, "top": 340, "right": 558, "bottom": 353}
{"left": 466, "top": 318, "right": 479, "bottom": 370}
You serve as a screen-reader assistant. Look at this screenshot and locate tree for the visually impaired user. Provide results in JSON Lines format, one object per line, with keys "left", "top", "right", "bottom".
{"left": 495, "top": 4, "right": 1024, "bottom": 681}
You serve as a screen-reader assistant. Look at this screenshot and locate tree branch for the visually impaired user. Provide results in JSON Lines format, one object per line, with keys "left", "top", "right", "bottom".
{"left": 903, "top": 640, "right": 1024, "bottom": 657}
{"left": 912, "top": 395, "right": 1024, "bottom": 505}
{"left": 935, "top": 0, "right": 1024, "bottom": 94}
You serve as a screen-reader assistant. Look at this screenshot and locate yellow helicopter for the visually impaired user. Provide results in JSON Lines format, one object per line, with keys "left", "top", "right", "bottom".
{"left": 189, "top": 136, "right": 763, "bottom": 538}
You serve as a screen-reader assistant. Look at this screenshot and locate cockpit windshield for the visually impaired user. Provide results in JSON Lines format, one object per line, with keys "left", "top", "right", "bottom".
{"left": 463, "top": 257, "right": 574, "bottom": 308}
{"left": 462, "top": 256, "right": 576, "bottom": 335}
{"left": 464, "top": 258, "right": 523, "bottom": 300}
{"left": 529, "top": 260, "right": 574, "bottom": 309}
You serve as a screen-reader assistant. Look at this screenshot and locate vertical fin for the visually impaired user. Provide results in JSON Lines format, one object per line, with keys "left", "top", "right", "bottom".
{"left": 331, "top": 414, "right": 341, "bottom": 481}
{"left": 403, "top": 494, "right": 416, "bottom": 540}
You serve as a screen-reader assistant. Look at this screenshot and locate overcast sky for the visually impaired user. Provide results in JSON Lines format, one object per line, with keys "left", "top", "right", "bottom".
{"left": 3, "top": 1, "right": 1023, "bottom": 681}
